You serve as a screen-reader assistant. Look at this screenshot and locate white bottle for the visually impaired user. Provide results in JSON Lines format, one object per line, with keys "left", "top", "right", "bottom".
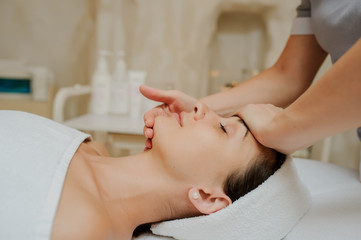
{"left": 110, "top": 51, "right": 128, "bottom": 114}
{"left": 128, "top": 70, "right": 146, "bottom": 119}
{"left": 90, "top": 50, "right": 111, "bottom": 115}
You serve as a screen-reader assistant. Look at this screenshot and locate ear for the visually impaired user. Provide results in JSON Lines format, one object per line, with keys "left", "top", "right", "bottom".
{"left": 188, "top": 187, "right": 232, "bottom": 215}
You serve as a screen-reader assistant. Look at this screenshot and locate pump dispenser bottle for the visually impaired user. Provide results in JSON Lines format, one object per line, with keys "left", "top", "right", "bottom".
{"left": 90, "top": 50, "right": 112, "bottom": 115}
{"left": 110, "top": 51, "right": 129, "bottom": 114}
{"left": 128, "top": 71, "right": 146, "bottom": 119}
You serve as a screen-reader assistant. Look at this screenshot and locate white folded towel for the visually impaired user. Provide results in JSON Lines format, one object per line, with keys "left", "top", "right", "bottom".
{"left": 151, "top": 156, "right": 311, "bottom": 240}
{"left": 0, "top": 111, "right": 90, "bottom": 240}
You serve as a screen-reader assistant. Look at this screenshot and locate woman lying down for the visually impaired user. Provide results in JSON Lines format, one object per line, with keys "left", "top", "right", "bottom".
{"left": 0, "top": 102, "right": 285, "bottom": 240}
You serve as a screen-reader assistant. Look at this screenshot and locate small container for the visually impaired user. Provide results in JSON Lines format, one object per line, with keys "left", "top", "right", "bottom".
{"left": 90, "top": 50, "right": 112, "bottom": 115}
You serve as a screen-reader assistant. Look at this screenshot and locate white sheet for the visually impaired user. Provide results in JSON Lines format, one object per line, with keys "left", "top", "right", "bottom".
{"left": 0, "top": 111, "right": 90, "bottom": 240}
{"left": 285, "top": 158, "right": 361, "bottom": 240}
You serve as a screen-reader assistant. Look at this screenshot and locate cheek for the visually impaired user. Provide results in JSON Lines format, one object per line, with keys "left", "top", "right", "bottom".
{"left": 154, "top": 122, "right": 225, "bottom": 160}
{"left": 172, "top": 130, "right": 225, "bottom": 166}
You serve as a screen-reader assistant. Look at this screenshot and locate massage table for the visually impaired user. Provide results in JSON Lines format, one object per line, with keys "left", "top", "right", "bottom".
{"left": 285, "top": 158, "right": 361, "bottom": 239}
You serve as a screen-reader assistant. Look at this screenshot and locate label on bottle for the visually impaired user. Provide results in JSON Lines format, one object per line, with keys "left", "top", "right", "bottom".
{"left": 90, "top": 75, "right": 110, "bottom": 115}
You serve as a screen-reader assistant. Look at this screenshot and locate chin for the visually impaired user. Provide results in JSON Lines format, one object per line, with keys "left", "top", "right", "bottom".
{"left": 152, "top": 116, "right": 180, "bottom": 154}
{"left": 154, "top": 115, "right": 180, "bottom": 135}
{"left": 152, "top": 117, "right": 171, "bottom": 145}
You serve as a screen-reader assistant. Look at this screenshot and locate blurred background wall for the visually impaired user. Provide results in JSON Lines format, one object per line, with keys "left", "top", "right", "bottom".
{"left": 0, "top": 0, "right": 359, "bottom": 169}
{"left": 0, "top": 0, "right": 96, "bottom": 88}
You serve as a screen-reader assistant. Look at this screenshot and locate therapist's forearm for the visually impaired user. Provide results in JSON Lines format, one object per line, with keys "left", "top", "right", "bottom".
{"left": 201, "top": 68, "right": 299, "bottom": 116}
{"left": 269, "top": 38, "right": 361, "bottom": 153}
{"left": 201, "top": 36, "right": 327, "bottom": 116}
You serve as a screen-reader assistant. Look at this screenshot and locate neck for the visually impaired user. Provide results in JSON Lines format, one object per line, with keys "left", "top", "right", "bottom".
{"left": 87, "top": 150, "right": 194, "bottom": 239}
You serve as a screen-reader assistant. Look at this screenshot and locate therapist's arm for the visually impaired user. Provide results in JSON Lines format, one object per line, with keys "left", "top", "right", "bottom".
{"left": 202, "top": 35, "right": 327, "bottom": 116}
{"left": 141, "top": 35, "right": 326, "bottom": 149}
{"left": 239, "top": 38, "right": 361, "bottom": 154}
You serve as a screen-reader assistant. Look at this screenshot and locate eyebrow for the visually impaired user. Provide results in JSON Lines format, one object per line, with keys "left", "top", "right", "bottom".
{"left": 232, "top": 115, "right": 249, "bottom": 139}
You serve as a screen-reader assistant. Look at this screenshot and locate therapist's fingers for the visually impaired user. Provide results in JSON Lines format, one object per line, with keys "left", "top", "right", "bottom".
{"left": 143, "top": 105, "right": 166, "bottom": 128}
{"left": 140, "top": 84, "right": 197, "bottom": 113}
{"left": 145, "top": 138, "right": 152, "bottom": 149}
{"left": 143, "top": 127, "right": 154, "bottom": 139}
{"left": 238, "top": 104, "right": 277, "bottom": 128}
{"left": 236, "top": 104, "right": 283, "bottom": 146}
{"left": 140, "top": 85, "right": 176, "bottom": 104}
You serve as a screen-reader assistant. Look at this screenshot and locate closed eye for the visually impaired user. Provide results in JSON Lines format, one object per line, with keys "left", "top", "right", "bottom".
{"left": 220, "top": 123, "right": 227, "bottom": 133}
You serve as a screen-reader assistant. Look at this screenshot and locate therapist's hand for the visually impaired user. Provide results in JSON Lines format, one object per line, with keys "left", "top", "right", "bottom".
{"left": 140, "top": 85, "right": 197, "bottom": 150}
{"left": 237, "top": 104, "right": 285, "bottom": 152}
{"left": 142, "top": 104, "right": 168, "bottom": 150}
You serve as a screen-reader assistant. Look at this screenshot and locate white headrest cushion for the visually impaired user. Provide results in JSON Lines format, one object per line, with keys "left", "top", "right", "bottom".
{"left": 151, "top": 156, "right": 311, "bottom": 240}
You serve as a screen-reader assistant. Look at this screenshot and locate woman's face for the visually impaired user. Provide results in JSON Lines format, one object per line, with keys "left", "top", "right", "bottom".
{"left": 152, "top": 102, "right": 260, "bottom": 185}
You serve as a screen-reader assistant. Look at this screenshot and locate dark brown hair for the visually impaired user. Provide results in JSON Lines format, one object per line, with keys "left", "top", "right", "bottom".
{"left": 223, "top": 147, "right": 286, "bottom": 202}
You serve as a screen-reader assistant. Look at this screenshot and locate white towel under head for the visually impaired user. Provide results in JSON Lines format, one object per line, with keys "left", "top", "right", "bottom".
{"left": 151, "top": 157, "right": 311, "bottom": 240}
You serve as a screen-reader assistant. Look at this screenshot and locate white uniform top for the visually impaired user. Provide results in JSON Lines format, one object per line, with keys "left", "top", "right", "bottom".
{"left": 291, "top": 0, "right": 361, "bottom": 142}
{"left": 0, "top": 111, "right": 90, "bottom": 240}
{"left": 291, "top": 0, "right": 361, "bottom": 63}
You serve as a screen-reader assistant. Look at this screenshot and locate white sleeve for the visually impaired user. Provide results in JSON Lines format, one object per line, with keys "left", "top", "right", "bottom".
{"left": 290, "top": 0, "right": 313, "bottom": 35}
{"left": 291, "top": 17, "right": 313, "bottom": 35}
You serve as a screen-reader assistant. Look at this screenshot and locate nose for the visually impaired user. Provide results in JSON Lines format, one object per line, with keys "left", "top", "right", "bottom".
{"left": 193, "top": 101, "right": 210, "bottom": 121}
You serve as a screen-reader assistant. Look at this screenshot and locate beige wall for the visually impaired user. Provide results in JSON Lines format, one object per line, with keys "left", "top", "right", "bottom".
{"left": 0, "top": 0, "right": 297, "bottom": 97}
{"left": 0, "top": 0, "right": 96, "bottom": 117}
{"left": 0, "top": 0, "right": 96, "bottom": 89}
{"left": 97, "top": 0, "right": 299, "bottom": 98}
